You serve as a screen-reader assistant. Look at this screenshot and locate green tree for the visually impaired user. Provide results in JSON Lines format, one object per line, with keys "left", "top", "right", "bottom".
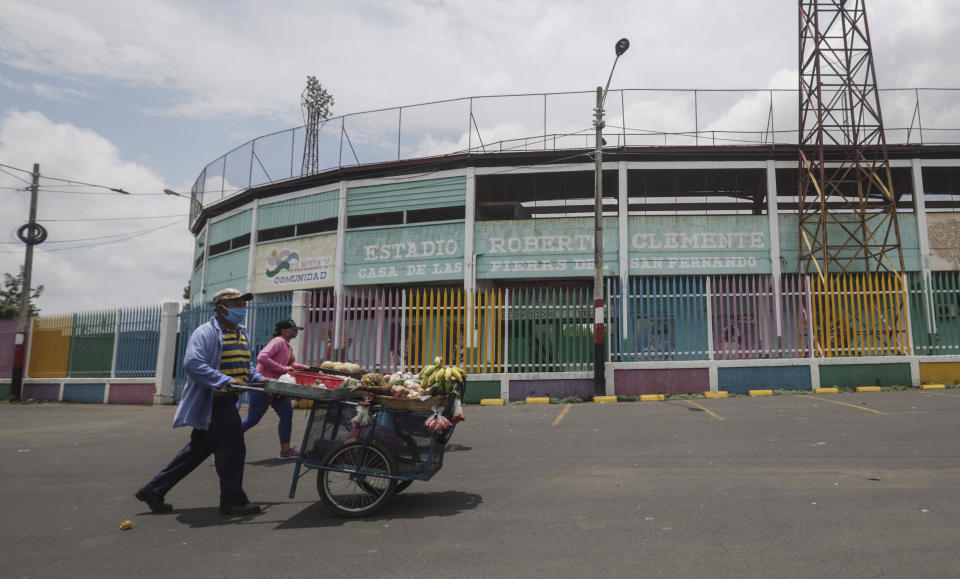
{"left": 0, "top": 266, "right": 44, "bottom": 318}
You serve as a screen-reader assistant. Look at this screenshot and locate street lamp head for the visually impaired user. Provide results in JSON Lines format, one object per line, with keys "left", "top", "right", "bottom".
{"left": 615, "top": 38, "right": 630, "bottom": 57}
{"left": 163, "top": 189, "right": 183, "bottom": 198}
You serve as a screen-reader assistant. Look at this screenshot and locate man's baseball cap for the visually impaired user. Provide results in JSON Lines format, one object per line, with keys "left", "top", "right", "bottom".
{"left": 212, "top": 288, "right": 254, "bottom": 305}
{"left": 275, "top": 318, "right": 304, "bottom": 331}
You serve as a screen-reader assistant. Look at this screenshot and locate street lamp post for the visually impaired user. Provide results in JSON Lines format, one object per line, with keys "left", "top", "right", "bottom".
{"left": 593, "top": 38, "right": 629, "bottom": 397}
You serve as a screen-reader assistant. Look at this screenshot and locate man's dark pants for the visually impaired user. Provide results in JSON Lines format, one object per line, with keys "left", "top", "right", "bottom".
{"left": 144, "top": 395, "right": 249, "bottom": 507}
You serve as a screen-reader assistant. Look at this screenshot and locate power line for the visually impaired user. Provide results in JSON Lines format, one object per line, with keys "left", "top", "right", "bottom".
{"left": 0, "top": 219, "right": 185, "bottom": 253}
{"left": 0, "top": 167, "right": 33, "bottom": 185}
{"left": 39, "top": 213, "right": 188, "bottom": 222}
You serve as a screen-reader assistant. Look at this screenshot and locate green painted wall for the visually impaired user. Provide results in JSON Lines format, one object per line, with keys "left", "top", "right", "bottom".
{"left": 628, "top": 215, "right": 770, "bottom": 275}
{"left": 190, "top": 266, "right": 204, "bottom": 305}
{"left": 204, "top": 249, "right": 251, "bottom": 298}
{"left": 344, "top": 222, "right": 464, "bottom": 284}
{"left": 209, "top": 210, "right": 252, "bottom": 245}
{"left": 780, "top": 213, "right": 921, "bottom": 272}
{"left": 347, "top": 176, "right": 466, "bottom": 215}
{"left": 463, "top": 380, "right": 500, "bottom": 404}
{"left": 258, "top": 189, "right": 339, "bottom": 230}
{"left": 475, "top": 218, "right": 620, "bottom": 279}
{"left": 194, "top": 231, "right": 206, "bottom": 260}
{"left": 0, "top": 382, "right": 10, "bottom": 401}
{"left": 818, "top": 363, "right": 912, "bottom": 388}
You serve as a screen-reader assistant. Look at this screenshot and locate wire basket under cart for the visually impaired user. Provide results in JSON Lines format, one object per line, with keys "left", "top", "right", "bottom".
{"left": 280, "top": 381, "right": 465, "bottom": 518}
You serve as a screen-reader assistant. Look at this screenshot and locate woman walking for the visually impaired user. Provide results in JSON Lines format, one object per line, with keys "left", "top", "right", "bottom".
{"left": 242, "top": 318, "right": 305, "bottom": 458}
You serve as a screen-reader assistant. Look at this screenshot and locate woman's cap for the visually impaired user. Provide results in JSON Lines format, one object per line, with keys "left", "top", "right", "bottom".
{"left": 276, "top": 318, "right": 304, "bottom": 330}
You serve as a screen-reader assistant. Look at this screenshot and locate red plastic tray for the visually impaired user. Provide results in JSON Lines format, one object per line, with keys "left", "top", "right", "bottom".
{"left": 288, "top": 371, "right": 345, "bottom": 389}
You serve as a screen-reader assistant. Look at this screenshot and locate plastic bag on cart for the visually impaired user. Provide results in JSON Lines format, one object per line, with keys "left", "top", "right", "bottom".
{"left": 349, "top": 409, "right": 405, "bottom": 455}
{"left": 425, "top": 406, "right": 452, "bottom": 434}
{"left": 351, "top": 404, "right": 374, "bottom": 428}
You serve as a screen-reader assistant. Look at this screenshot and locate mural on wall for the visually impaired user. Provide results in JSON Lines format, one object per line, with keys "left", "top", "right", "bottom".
{"left": 253, "top": 235, "right": 336, "bottom": 293}
{"left": 629, "top": 215, "right": 770, "bottom": 275}
{"left": 344, "top": 222, "right": 465, "bottom": 284}
{"left": 927, "top": 213, "right": 960, "bottom": 271}
{"left": 475, "top": 218, "right": 620, "bottom": 279}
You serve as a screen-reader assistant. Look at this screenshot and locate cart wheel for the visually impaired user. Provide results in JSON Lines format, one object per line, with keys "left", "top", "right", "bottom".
{"left": 317, "top": 440, "right": 397, "bottom": 518}
{"left": 395, "top": 480, "right": 413, "bottom": 494}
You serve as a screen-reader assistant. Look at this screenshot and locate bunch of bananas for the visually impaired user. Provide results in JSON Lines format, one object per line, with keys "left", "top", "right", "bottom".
{"left": 419, "top": 356, "right": 467, "bottom": 395}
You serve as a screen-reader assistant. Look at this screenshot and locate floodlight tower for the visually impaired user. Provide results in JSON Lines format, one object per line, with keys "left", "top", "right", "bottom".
{"left": 301, "top": 76, "right": 334, "bottom": 176}
{"left": 797, "top": 0, "right": 904, "bottom": 276}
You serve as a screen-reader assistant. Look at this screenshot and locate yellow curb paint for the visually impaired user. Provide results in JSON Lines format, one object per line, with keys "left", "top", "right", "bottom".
{"left": 814, "top": 388, "right": 839, "bottom": 394}
{"left": 640, "top": 394, "right": 665, "bottom": 401}
{"left": 685, "top": 400, "right": 726, "bottom": 421}
{"left": 526, "top": 396, "right": 550, "bottom": 404}
{"left": 480, "top": 398, "right": 504, "bottom": 406}
{"left": 704, "top": 391, "right": 728, "bottom": 399}
{"left": 806, "top": 395, "right": 888, "bottom": 415}
{"left": 594, "top": 396, "right": 618, "bottom": 403}
{"left": 856, "top": 386, "right": 882, "bottom": 392}
{"left": 921, "top": 384, "right": 946, "bottom": 390}
{"left": 749, "top": 389, "right": 773, "bottom": 397}
{"left": 552, "top": 404, "right": 572, "bottom": 426}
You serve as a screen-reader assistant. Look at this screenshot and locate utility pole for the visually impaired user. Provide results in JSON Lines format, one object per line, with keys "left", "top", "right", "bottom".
{"left": 593, "top": 86, "right": 606, "bottom": 397}
{"left": 593, "top": 38, "right": 630, "bottom": 398}
{"left": 11, "top": 163, "right": 45, "bottom": 402}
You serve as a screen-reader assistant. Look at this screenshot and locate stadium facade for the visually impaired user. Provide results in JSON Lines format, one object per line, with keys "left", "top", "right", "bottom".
{"left": 182, "top": 90, "right": 960, "bottom": 399}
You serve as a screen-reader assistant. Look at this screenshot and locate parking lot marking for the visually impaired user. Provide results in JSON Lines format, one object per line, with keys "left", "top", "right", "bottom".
{"left": 685, "top": 400, "right": 726, "bottom": 421}
{"left": 552, "top": 403, "right": 572, "bottom": 426}
{"left": 806, "top": 395, "right": 888, "bottom": 415}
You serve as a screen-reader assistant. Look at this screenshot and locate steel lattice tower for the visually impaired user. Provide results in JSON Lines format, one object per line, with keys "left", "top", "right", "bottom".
{"left": 301, "top": 76, "right": 334, "bottom": 177}
{"left": 797, "top": 0, "right": 904, "bottom": 276}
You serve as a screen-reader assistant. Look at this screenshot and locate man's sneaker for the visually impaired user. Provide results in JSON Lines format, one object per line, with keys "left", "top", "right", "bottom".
{"left": 279, "top": 448, "right": 300, "bottom": 459}
{"left": 135, "top": 486, "right": 173, "bottom": 514}
{"left": 219, "top": 503, "right": 262, "bottom": 515}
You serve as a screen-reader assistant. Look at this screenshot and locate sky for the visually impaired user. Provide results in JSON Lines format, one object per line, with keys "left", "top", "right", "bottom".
{"left": 1, "top": 0, "right": 958, "bottom": 315}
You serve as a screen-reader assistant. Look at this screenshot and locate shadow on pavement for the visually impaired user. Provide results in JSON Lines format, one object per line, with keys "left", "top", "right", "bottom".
{"left": 275, "top": 490, "right": 482, "bottom": 529}
{"left": 173, "top": 503, "right": 287, "bottom": 528}
{"left": 247, "top": 457, "right": 294, "bottom": 467}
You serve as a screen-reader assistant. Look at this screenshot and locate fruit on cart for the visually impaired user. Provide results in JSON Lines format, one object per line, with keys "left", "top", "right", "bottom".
{"left": 320, "top": 360, "right": 362, "bottom": 373}
{"left": 418, "top": 360, "right": 468, "bottom": 395}
{"left": 451, "top": 397, "right": 466, "bottom": 423}
{"left": 360, "top": 373, "right": 388, "bottom": 388}
{"left": 425, "top": 405, "right": 452, "bottom": 434}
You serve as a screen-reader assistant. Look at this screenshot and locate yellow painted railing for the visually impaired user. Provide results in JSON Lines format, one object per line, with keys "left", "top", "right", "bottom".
{"left": 405, "top": 289, "right": 504, "bottom": 374}
{"left": 27, "top": 314, "right": 72, "bottom": 378}
{"left": 810, "top": 273, "right": 909, "bottom": 357}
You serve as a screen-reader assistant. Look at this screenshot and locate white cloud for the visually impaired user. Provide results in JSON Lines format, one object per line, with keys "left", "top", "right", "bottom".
{"left": 0, "top": 110, "right": 194, "bottom": 315}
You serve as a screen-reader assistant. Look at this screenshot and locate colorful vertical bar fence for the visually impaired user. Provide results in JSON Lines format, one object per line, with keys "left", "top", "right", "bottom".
{"left": 115, "top": 305, "right": 162, "bottom": 377}
{"left": 27, "top": 314, "right": 71, "bottom": 378}
{"left": 810, "top": 273, "right": 909, "bottom": 357}
{"left": 610, "top": 276, "right": 708, "bottom": 361}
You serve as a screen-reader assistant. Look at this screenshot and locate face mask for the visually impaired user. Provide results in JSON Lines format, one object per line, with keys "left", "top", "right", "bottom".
{"left": 222, "top": 306, "right": 245, "bottom": 325}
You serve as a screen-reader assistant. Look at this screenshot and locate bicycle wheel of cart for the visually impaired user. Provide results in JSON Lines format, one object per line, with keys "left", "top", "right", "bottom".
{"left": 317, "top": 441, "right": 397, "bottom": 517}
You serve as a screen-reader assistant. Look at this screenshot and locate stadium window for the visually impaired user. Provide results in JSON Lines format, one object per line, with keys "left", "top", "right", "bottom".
{"left": 230, "top": 233, "right": 250, "bottom": 250}
{"left": 208, "top": 239, "right": 232, "bottom": 256}
{"left": 297, "top": 217, "right": 337, "bottom": 236}
{"left": 347, "top": 212, "right": 403, "bottom": 229}
{"left": 405, "top": 206, "right": 465, "bottom": 224}
{"left": 257, "top": 225, "right": 296, "bottom": 242}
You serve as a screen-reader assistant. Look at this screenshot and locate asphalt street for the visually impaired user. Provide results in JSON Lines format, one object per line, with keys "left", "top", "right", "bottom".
{"left": 2, "top": 390, "right": 960, "bottom": 578}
